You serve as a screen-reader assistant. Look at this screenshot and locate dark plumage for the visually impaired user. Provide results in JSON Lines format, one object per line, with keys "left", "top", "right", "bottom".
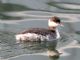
{"left": 20, "top": 28, "right": 56, "bottom": 37}
{"left": 50, "top": 16, "right": 61, "bottom": 24}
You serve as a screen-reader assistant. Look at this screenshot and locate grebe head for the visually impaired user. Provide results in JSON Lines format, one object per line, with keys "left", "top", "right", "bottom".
{"left": 48, "top": 16, "right": 61, "bottom": 28}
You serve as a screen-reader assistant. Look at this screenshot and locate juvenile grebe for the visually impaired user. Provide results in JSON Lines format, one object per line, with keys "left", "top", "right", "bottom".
{"left": 15, "top": 16, "right": 62, "bottom": 42}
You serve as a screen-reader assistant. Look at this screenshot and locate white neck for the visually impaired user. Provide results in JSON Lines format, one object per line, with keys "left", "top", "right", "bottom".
{"left": 56, "top": 29, "right": 60, "bottom": 39}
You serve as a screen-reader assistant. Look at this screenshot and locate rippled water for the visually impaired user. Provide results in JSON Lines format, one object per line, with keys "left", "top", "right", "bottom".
{"left": 0, "top": 17, "right": 80, "bottom": 60}
{"left": 1, "top": 0, "right": 80, "bottom": 60}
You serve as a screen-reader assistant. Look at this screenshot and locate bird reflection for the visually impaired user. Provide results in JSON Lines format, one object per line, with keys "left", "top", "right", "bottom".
{"left": 18, "top": 40, "right": 60, "bottom": 60}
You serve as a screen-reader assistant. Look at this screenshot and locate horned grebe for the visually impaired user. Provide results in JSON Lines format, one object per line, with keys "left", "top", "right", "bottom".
{"left": 15, "top": 16, "right": 62, "bottom": 42}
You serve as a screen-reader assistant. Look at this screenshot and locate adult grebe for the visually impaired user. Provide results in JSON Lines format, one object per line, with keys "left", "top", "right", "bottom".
{"left": 15, "top": 16, "right": 62, "bottom": 42}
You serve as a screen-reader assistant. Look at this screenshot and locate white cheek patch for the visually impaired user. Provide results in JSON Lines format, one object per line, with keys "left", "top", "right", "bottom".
{"left": 48, "top": 19, "right": 59, "bottom": 27}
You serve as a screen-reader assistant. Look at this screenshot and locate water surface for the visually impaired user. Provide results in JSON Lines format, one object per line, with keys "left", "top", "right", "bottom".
{"left": 0, "top": 18, "right": 80, "bottom": 60}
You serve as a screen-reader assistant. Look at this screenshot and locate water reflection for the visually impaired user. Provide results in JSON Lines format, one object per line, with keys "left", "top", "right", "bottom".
{"left": 0, "top": 31, "right": 78, "bottom": 60}
{"left": 0, "top": 31, "right": 60, "bottom": 60}
{"left": 0, "top": 19, "right": 80, "bottom": 60}
{"left": 0, "top": 0, "right": 80, "bottom": 60}
{"left": 18, "top": 41, "right": 60, "bottom": 60}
